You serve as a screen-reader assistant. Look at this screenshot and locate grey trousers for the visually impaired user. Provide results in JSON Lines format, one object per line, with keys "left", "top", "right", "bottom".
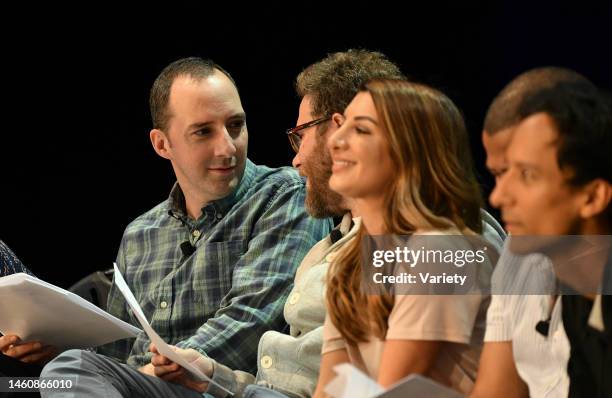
{"left": 242, "top": 385, "right": 290, "bottom": 398}
{"left": 40, "top": 349, "right": 205, "bottom": 398}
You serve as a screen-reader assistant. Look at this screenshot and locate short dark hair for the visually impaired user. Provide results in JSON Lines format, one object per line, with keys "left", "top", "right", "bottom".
{"left": 296, "top": 49, "right": 405, "bottom": 122}
{"left": 518, "top": 79, "right": 612, "bottom": 186}
{"left": 150, "top": 57, "right": 237, "bottom": 131}
{"left": 484, "top": 67, "right": 587, "bottom": 135}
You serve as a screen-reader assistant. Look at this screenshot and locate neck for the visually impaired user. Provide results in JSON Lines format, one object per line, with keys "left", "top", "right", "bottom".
{"left": 178, "top": 184, "right": 211, "bottom": 220}
{"left": 354, "top": 197, "right": 387, "bottom": 235}
{"left": 579, "top": 218, "right": 610, "bottom": 235}
{"left": 185, "top": 198, "right": 205, "bottom": 220}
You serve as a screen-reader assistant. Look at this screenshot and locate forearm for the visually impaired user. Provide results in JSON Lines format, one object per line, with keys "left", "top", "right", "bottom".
{"left": 313, "top": 349, "right": 349, "bottom": 398}
{"left": 377, "top": 340, "right": 441, "bottom": 388}
{"left": 175, "top": 279, "right": 290, "bottom": 372}
{"left": 470, "top": 342, "right": 528, "bottom": 398}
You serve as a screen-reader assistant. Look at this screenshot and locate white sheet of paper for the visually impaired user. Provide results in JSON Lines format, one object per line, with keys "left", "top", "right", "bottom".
{"left": 325, "top": 363, "right": 464, "bottom": 398}
{"left": 324, "top": 364, "right": 383, "bottom": 398}
{"left": 112, "top": 263, "right": 233, "bottom": 396}
{"left": 0, "top": 273, "right": 141, "bottom": 350}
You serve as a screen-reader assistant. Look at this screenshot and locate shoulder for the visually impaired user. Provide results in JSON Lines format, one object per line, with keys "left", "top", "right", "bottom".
{"left": 249, "top": 164, "right": 304, "bottom": 192}
{"left": 243, "top": 164, "right": 306, "bottom": 211}
{"left": 123, "top": 199, "right": 170, "bottom": 236}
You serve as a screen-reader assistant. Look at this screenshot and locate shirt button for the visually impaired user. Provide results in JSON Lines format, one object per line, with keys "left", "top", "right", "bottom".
{"left": 289, "top": 292, "right": 300, "bottom": 305}
{"left": 160, "top": 301, "right": 168, "bottom": 309}
{"left": 192, "top": 230, "right": 200, "bottom": 238}
{"left": 216, "top": 213, "right": 222, "bottom": 220}
{"left": 260, "top": 355, "right": 273, "bottom": 369}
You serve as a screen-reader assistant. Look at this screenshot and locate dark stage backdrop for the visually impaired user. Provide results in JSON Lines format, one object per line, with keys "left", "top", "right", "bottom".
{"left": 2, "top": 4, "right": 611, "bottom": 287}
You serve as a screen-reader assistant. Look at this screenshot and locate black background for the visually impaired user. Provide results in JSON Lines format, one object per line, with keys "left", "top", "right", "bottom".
{"left": 1, "top": 3, "right": 611, "bottom": 288}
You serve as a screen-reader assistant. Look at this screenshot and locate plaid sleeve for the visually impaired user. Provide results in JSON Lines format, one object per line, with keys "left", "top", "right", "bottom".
{"left": 96, "top": 237, "right": 137, "bottom": 361}
{"left": 176, "top": 181, "right": 332, "bottom": 374}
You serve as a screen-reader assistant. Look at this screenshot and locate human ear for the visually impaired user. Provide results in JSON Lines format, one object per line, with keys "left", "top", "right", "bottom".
{"left": 150, "top": 129, "right": 172, "bottom": 160}
{"left": 578, "top": 179, "right": 611, "bottom": 219}
{"left": 332, "top": 113, "right": 344, "bottom": 128}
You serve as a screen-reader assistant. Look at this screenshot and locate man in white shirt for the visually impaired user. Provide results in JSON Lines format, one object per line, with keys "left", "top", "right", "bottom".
{"left": 472, "top": 67, "right": 589, "bottom": 398}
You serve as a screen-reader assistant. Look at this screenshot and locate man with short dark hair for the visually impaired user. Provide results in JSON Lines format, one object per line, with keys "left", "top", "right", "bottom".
{"left": 482, "top": 75, "right": 611, "bottom": 397}
{"left": 146, "top": 49, "right": 407, "bottom": 398}
{"left": 482, "top": 67, "right": 585, "bottom": 181}
{"left": 148, "top": 49, "right": 506, "bottom": 398}
{"left": 39, "top": 57, "right": 331, "bottom": 397}
{"left": 473, "top": 67, "right": 588, "bottom": 398}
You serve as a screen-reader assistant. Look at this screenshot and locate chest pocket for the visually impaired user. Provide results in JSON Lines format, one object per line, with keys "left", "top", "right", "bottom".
{"left": 185, "top": 240, "right": 246, "bottom": 317}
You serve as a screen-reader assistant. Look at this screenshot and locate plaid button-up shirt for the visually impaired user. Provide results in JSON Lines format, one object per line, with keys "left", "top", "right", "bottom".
{"left": 98, "top": 160, "right": 332, "bottom": 374}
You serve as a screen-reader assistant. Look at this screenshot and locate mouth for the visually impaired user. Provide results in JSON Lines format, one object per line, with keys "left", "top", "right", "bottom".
{"left": 502, "top": 218, "right": 522, "bottom": 234}
{"left": 331, "top": 159, "right": 356, "bottom": 173}
{"left": 208, "top": 166, "right": 236, "bottom": 175}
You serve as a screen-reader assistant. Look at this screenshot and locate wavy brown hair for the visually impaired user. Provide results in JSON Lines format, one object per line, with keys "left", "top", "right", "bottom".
{"left": 327, "top": 79, "right": 483, "bottom": 345}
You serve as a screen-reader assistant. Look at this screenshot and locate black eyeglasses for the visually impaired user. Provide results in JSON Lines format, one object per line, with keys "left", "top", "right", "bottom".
{"left": 286, "top": 116, "right": 331, "bottom": 153}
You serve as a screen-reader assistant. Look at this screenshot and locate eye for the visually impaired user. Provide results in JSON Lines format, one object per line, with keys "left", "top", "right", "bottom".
{"left": 194, "top": 128, "right": 211, "bottom": 136}
{"left": 355, "top": 125, "right": 370, "bottom": 134}
{"left": 492, "top": 168, "right": 508, "bottom": 178}
{"left": 520, "top": 168, "right": 535, "bottom": 182}
{"left": 228, "top": 119, "right": 246, "bottom": 134}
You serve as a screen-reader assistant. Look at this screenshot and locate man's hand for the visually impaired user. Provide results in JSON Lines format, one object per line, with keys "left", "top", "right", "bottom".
{"left": 0, "top": 334, "right": 58, "bottom": 365}
{"left": 138, "top": 363, "right": 156, "bottom": 376}
{"left": 149, "top": 343, "right": 211, "bottom": 393}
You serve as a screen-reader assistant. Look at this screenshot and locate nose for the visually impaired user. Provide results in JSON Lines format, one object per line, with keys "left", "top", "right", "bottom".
{"left": 214, "top": 128, "right": 237, "bottom": 157}
{"left": 292, "top": 151, "right": 302, "bottom": 169}
{"left": 489, "top": 170, "right": 511, "bottom": 209}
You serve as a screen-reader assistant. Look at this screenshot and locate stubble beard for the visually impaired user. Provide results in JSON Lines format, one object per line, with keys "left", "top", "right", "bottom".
{"left": 302, "top": 136, "right": 345, "bottom": 218}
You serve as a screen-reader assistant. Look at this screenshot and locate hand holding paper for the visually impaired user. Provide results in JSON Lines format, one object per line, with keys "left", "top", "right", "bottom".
{"left": 0, "top": 273, "right": 140, "bottom": 350}
{"left": 112, "top": 263, "right": 233, "bottom": 396}
{"left": 150, "top": 343, "right": 213, "bottom": 393}
{"left": 0, "top": 334, "right": 58, "bottom": 365}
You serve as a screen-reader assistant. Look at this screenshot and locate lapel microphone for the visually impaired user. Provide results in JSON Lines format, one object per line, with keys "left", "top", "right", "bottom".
{"left": 180, "top": 240, "right": 196, "bottom": 257}
{"left": 535, "top": 318, "right": 551, "bottom": 337}
{"left": 169, "top": 211, "right": 197, "bottom": 257}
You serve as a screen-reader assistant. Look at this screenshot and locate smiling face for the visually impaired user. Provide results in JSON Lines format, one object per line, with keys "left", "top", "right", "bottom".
{"left": 150, "top": 71, "right": 248, "bottom": 214}
{"left": 489, "top": 112, "right": 585, "bottom": 236}
{"left": 327, "top": 91, "right": 394, "bottom": 204}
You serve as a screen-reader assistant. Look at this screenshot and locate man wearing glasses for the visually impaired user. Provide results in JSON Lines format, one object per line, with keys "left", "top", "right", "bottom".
{"left": 44, "top": 50, "right": 404, "bottom": 398}
{"left": 39, "top": 57, "right": 331, "bottom": 397}
{"left": 186, "top": 49, "right": 405, "bottom": 398}
{"left": 143, "top": 50, "right": 505, "bottom": 398}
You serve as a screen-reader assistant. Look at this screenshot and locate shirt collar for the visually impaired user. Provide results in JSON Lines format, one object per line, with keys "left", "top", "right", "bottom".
{"left": 330, "top": 213, "right": 355, "bottom": 243}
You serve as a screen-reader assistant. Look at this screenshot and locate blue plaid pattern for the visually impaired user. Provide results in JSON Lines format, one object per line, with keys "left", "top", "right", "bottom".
{"left": 98, "top": 160, "right": 332, "bottom": 374}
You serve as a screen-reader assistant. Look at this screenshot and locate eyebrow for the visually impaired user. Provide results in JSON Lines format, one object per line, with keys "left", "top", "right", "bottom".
{"left": 354, "top": 115, "right": 379, "bottom": 125}
{"left": 186, "top": 112, "right": 246, "bottom": 131}
{"left": 344, "top": 115, "right": 378, "bottom": 126}
{"left": 513, "top": 161, "right": 541, "bottom": 171}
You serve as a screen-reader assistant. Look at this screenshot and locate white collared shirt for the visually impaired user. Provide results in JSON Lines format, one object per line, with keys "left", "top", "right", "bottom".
{"left": 485, "top": 249, "right": 570, "bottom": 398}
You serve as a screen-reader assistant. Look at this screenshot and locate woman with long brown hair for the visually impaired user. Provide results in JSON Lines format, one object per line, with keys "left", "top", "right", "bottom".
{"left": 313, "top": 79, "right": 493, "bottom": 396}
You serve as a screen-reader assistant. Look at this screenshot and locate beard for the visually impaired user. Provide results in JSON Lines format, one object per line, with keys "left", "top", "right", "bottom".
{"left": 302, "top": 134, "right": 346, "bottom": 218}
